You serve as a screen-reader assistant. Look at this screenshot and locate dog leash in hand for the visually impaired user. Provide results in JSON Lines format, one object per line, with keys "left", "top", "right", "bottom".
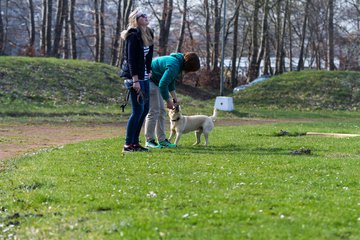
{"left": 120, "top": 89, "right": 147, "bottom": 112}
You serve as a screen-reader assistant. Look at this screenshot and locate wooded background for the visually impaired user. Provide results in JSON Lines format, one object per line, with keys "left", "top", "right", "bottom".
{"left": 0, "top": 0, "right": 359, "bottom": 88}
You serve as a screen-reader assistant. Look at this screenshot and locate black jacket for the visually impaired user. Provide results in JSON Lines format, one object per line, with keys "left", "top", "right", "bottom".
{"left": 123, "top": 28, "right": 154, "bottom": 80}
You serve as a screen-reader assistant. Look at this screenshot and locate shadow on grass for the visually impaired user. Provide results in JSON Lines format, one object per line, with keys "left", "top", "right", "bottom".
{"left": 162, "top": 145, "right": 315, "bottom": 157}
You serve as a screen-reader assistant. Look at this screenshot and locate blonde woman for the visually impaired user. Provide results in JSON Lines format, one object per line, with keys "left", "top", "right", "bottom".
{"left": 121, "top": 9, "right": 154, "bottom": 152}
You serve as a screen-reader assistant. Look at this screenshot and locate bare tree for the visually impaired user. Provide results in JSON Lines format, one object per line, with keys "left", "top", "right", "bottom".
{"left": 211, "top": 0, "right": 221, "bottom": 72}
{"left": 53, "top": 0, "right": 68, "bottom": 57}
{"left": 297, "top": 0, "right": 310, "bottom": 71}
{"left": 46, "top": 0, "right": 53, "bottom": 56}
{"left": 287, "top": 0, "right": 293, "bottom": 71}
{"left": 28, "top": 0, "right": 36, "bottom": 56}
{"left": 99, "top": 0, "right": 105, "bottom": 62}
{"left": 176, "top": 0, "right": 187, "bottom": 53}
{"left": 204, "top": 0, "right": 211, "bottom": 70}
{"left": 64, "top": 0, "right": 70, "bottom": 58}
{"left": 41, "top": 0, "right": 47, "bottom": 55}
{"left": 327, "top": 0, "right": 335, "bottom": 70}
{"left": 0, "top": 0, "right": 4, "bottom": 55}
{"left": 40, "top": 0, "right": 53, "bottom": 56}
{"left": 277, "top": 0, "right": 289, "bottom": 74}
{"left": 246, "top": 0, "right": 261, "bottom": 82}
{"left": 94, "top": 0, "right": 100, "bottom": 61}
{"left": 69, "top": 0, "right": 77, "bottom": 59}
{"left": 111, "top": 0, "right": 132, "bottom": 66}
{"left": 231, "top": 0, "right": 240, "bottom": 88}
{"left": 148, "top": 0, "right": 173, "bottom": 56}
{"left": 255, "top": 0, "right": 270, "bottom": 77}
{"left": 111, "top": 0, "right": 122, "bottom": 66}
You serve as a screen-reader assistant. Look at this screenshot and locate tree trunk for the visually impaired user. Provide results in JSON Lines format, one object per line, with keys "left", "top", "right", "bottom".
{"left": 28, "top": 0, "right": 36, "bottom": 56}
{"left": 327, "top": 0, "right": 335, "bottom": 70}
{"left": 176, "top": 0, "right": 187, "bottom": 53}
{"left": 117, "top": 0, "right": 132, "bottom": 66}
{"left": 99, "top": 0, "right": 105, "bottom": 62}
{"left": 53, "top": 0, "right": 65, "bottom": 57}
{"left": 297, "top": 0, "right": 310, "bottom": 71}
{"left": 46, "top": 0, "right": 53, "bottom": 56}
{"left": 211, "top": 0, "right": 221, "bottom": 72}
{"left": 0, "top": 0, "right": 4, "bottom": 55}
{"left": 94, "top": 0, "right": 100, "bottom": 61}
{"left": 157, "top": 0, "right": 173, "bottom": 56}
{"left": 255, "top": 0, "right": 269, "bottom": 77}
{"left": 186, "top": 20, "right": 195, "bottom": 51}
{"left": 111, "top": 0, "right": 122, "bottom": 66}
{"left": 204, "top": 0, "right": 211, "bottom": 70}
{"left": 287, "top": 0, "right": 293, "bottom": 71}
{"left": 275, "top": 0, "right": 282, "bottom": 74}
{"left": 69, "top": 0, "right": 77, "bottom": 59}
{"left": 64, "top": 0, "right": 70, "bottom": 59}
{"left": 41, "top": 0, "right": 47, "bottom": 55}
{"left": 246, "top": 0, "right": 261, "bottom": 82}
{"left": 277, "top": 0, "right": 289, "bottom": 74}
{"left": 231, "top": 2, "right": 240, "bottom": 88}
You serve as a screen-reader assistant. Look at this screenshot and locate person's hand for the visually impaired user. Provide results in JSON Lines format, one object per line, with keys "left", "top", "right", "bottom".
{"left": 148, "top": 71, "right": 152, "bottom": 79}
{"left": 132, "top": 81, "right": 141, "bottom": 93}
{"left": 166, "top": 99, "right": 174, "bottom": 109}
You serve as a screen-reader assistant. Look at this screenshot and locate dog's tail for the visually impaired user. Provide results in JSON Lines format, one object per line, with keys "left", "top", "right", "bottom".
{"left": 210, "top": 108, "right": 217, "bottom": 122}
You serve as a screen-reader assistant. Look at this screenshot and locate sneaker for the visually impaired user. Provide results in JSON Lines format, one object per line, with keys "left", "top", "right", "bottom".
{"left": 145, "top": 139, "right": 162, "bottom": 148}
{"left": 159, "top": 139, "right": 177, "bottom": 148}
{"left": 132, "top": 144, "right": 149, "bottom": 152}
{"left": 122, "top": 144, "right": 135, "bottom": 153}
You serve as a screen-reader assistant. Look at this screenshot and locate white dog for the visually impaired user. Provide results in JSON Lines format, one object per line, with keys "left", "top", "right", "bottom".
{"left": 168, "top": 106, "right": 217, "bottom": 146}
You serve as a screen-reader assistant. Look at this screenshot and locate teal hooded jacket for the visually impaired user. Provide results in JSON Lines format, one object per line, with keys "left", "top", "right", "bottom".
{"left": 150, "top": 53, "right": 184, "bottom": 101}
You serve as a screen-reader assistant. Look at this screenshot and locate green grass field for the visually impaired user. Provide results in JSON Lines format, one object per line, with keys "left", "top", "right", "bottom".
{"left": 1, "top": 120, "right": 360, "bottom": 239}
{"left": 1, "top": 57, "right": 360, "bottom": 239}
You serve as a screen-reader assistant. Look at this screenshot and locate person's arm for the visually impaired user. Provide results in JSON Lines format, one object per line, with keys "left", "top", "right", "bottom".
{"left": 127, "top": 33, "right": 141, "bottom": 92}
{"left": 170, "top": 90, "right": 178, "bottom": 104}
{"left": 165, "top": 90, "right": 178, "bottom": 109}
{"left": 158, "top": 67, "right": 176, "bottom": 101}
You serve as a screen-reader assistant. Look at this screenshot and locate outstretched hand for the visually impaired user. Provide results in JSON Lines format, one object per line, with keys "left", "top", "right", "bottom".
{"left": 166, "top": 99, "right": 174, "bottom": 109}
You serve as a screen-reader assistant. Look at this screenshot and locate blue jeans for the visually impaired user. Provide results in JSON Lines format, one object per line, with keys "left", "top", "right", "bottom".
{"left": 125, "top": 80, "right": 149, "bottom": 145}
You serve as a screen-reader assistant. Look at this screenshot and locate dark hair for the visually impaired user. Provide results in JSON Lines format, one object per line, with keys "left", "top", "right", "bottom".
{"left": 183, "top": 52, "right": 200, "bottom": 72}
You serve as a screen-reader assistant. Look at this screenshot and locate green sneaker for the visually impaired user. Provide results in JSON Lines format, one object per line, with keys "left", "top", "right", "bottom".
{"left": 145, "top": 139, "right": 162, "bottom": 148}
{"left": 159, "top": 139, "right": 177, "bottom": 148}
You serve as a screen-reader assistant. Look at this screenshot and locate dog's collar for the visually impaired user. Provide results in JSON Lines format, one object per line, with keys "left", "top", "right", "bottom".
{"left": 171, "top": 117, "right": 181, "bottom": 121}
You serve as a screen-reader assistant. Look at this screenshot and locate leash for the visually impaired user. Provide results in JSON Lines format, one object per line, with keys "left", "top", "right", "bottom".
{"left": 120, "top": 89, "right": 130, "bottom": 112}
{"left": 120, "top": 89, "right": 147, "bottom": 112}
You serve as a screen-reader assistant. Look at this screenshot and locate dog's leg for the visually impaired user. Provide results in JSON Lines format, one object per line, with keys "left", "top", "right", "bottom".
{"left": 193, "top": 130, "right": 201, "bottom": 145}
{"left": 175, "top": 133, "right": 182, "bottom": 145}
{"left": 203, "top": 132, "right": 209, "bottom": 146}
{"left": 169, "top": 128, "right": 176, "bottom": 142}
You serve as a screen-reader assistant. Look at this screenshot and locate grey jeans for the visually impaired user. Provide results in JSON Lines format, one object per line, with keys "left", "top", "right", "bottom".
{"left": 144, "top": 81, "right": 167, "bottom": 142}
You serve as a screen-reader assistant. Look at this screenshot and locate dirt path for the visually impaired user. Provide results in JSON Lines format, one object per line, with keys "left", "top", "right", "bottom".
{"left": 0, "top": 119, "right": 300, "bottom": 161}
{"left": 0, "top": 123, "right": 125, "bottom": 160}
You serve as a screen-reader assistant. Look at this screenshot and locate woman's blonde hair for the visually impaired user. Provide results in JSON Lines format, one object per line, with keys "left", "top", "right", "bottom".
{"left": 121, "top": 8, "right": 153, "bottom": 46}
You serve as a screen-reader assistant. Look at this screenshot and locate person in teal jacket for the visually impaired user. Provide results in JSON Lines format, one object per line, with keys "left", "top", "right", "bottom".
{"left": 144, "top": 52, "right": 200, "bottom": 148}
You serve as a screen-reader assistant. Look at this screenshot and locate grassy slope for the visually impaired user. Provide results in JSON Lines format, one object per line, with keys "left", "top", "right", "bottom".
{"left": 1, "top": 57, "right": 360, "bottom": 122}
{"left": 0, "top": 56, "right": 122, "bottom": 105}
{"left": 0, "top": 57, "right": 126, "bottom": 122}
{"left": 0, "top": 57, "right": 217, "bottom": 122}
{"left": 234, "top": 70, "right": 360, "bottom": 110}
